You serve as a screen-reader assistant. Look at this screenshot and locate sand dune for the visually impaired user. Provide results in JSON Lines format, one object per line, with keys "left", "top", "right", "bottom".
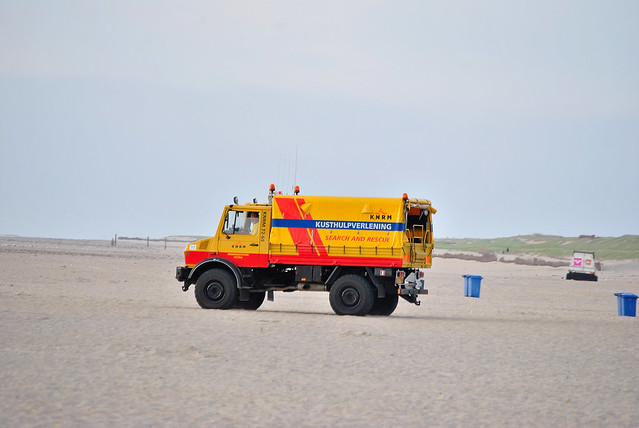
{"left": 1, "top": 236, "right": 638, "bottom": 426}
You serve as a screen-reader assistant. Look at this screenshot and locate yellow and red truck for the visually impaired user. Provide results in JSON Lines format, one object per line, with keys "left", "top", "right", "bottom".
{"left": 176, "top": 185, "right": 436, "bottom": 316}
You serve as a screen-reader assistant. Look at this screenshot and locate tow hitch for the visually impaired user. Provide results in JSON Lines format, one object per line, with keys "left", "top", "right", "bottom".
{"left": 398, "top": 272, "right": 427, "bottom": 306}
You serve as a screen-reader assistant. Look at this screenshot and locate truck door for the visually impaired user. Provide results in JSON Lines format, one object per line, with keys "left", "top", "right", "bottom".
{"left": 217, "top": 208, "right": 269, "bottom": 268}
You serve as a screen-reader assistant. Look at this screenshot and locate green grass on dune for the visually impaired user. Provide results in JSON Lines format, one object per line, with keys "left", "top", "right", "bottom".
{"left": 434, "top": 234, "right": 639, "bottom": 260}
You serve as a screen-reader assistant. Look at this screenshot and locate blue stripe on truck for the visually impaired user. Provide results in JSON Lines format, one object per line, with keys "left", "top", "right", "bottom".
{"left": 272, "top": 218, "right": 405, "bottom": 232}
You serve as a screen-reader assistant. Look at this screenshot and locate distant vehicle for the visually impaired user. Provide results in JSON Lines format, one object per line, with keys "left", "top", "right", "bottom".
{"left": 566, "top": 251, "right": 598, "bottom": 281}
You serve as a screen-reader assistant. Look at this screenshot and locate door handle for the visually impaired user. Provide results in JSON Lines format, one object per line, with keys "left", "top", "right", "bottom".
{"left": 250, "top": 243, "right": 259, "bottom": 246}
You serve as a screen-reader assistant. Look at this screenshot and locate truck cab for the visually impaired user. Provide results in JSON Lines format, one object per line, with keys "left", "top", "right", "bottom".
{"left": 183, "top": 204, "right": 271, "bottom": 269}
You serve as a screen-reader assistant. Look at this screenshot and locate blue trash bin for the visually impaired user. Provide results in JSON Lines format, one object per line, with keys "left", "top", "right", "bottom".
{"left": 614, "top": 293, "right": 638, "bottom": 317}
{"left": 463, "top": 275, "right": 483, "bottom": 298}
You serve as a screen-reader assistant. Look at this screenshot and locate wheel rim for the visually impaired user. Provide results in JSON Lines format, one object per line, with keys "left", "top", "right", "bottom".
{"left": 205, "top": 281, "right": 225, "bottom": 301}
{"left": 341, "top": 287, "right": 360, "bottom": 307}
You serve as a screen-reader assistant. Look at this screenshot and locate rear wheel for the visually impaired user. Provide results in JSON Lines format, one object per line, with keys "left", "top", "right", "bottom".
{"left": 329, "top": 275, "right": 375, "bottom": 316}
{"left": 235, "top": 292, "right": 266, "bottom": 310}
{"left": 194, "top": 269, "right": 238, "bottom": 309}
{"left": 369, "top": 293, "right": 399, "bottom": 316}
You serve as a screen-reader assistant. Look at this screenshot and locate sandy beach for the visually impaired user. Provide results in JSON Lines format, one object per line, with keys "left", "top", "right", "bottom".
{"left": 1, "top": 236, "right": 638, "bottom": 427}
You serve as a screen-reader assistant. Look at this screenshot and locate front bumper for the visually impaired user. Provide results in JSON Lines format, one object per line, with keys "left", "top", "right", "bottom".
{"left": 176, "top": 266, "right": 191, "bottom": 282}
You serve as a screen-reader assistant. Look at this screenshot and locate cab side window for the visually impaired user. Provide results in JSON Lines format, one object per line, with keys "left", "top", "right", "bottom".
{"left": 245, "top": 212, "right": 260, "bottom": 235}
{"left": 223, "top": 210, "right": 260, "bottom": 235}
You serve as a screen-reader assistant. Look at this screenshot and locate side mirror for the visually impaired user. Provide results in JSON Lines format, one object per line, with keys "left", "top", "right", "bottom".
{"left": 233, "top": 196, "right": 239, "bottom": 204}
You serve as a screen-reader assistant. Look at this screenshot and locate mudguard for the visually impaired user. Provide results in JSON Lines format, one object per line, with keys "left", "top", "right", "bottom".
{"left": 183, "top": 257, "right": 243, "bottom": 292}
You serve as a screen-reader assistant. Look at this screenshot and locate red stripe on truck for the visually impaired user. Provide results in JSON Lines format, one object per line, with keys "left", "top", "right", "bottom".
{"left": 275, "top": 197, "right": 328, "bottom": 257}
{"left": 269, "top": 254, "right": 404, "bottom": 268}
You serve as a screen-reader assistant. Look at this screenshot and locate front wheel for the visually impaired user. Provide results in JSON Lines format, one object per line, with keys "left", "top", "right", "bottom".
{"left": 194, "top": 269, "right": 238, "bottom": 309}
{"left": 329, "top": 274, "right": 375, "bottom": 316}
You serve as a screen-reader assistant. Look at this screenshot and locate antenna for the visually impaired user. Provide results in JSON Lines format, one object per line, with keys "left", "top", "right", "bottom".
{"left": 277, "top": 155, "right": 284, "bottom": 192}
{"left": 294, "top": 143, "right": 298, "bottom": 192}
{"left": 274, "top": 146, "right": 300, "bottom": 194}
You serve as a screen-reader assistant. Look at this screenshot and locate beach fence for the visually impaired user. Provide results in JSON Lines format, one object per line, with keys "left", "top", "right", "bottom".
{"left": 112, "top": 235, "right": 197, "bottom": 249}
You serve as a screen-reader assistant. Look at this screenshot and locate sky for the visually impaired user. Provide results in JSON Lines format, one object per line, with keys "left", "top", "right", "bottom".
{"left": 1, "top": 0, "right": 638, "bottom": 240}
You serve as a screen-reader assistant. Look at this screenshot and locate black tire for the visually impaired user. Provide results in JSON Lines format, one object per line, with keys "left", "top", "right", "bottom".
{"left": 235, "top": 292, "right": 266, "bottom": 310}
{"left": 194, "top": 269, "right": 238, "bottom": 309}
{"left": 369, "top": 293, "right": 399, "bottom": 316}
{"left": 329, "top": 274, "right": 375, "bottom": 316}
